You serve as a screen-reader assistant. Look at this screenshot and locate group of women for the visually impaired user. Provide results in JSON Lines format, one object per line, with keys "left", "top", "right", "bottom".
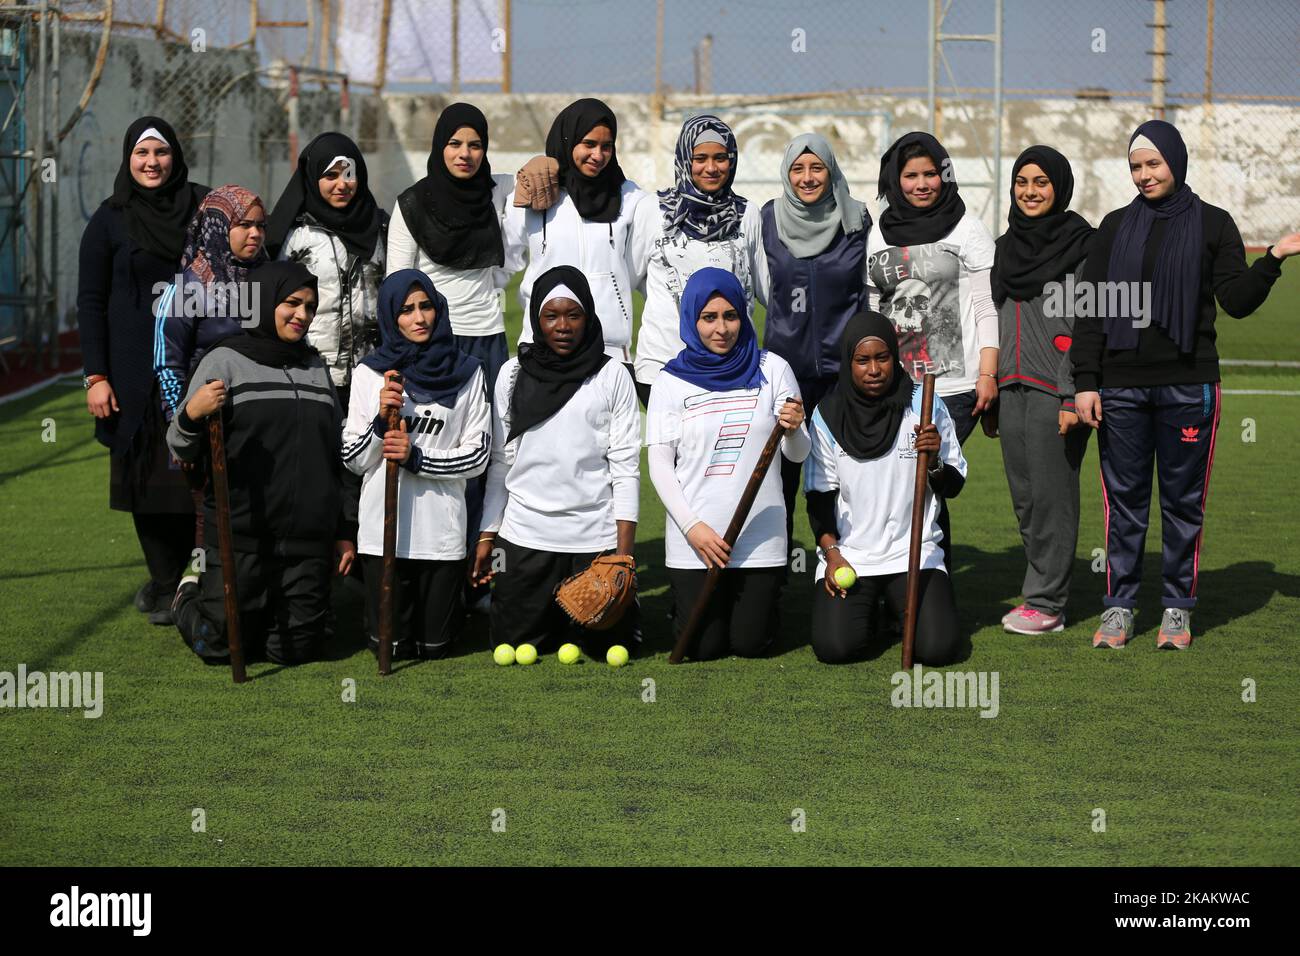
{"left": 78, "top": 100, "right": 1298, "bottom": 668}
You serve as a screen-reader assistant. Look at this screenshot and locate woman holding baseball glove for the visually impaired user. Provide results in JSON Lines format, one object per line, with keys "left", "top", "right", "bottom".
{"left": 1071, "top": 119, "right": 1300, "bottom": 650}
{"left": 342, "top": 270, "right": 491, "bottom": 661}
{"left": 472, "top": 265, "right": 641, "bottom": 657}
{"left": 805, "top": 311, "right": 966, "bottom": 665}
{"left": 646, "top": 267, "right": 808, "bottom": 661}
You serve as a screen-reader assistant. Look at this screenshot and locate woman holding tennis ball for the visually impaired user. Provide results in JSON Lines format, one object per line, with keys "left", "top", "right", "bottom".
{"left": 646, "top": 267, "right": 808, "bottom": 661}
{"left": 804, "top": 311, "right": 966, "bottom": 665}
{"left": 471, "top": 265, "right": 640, "bottom": 662}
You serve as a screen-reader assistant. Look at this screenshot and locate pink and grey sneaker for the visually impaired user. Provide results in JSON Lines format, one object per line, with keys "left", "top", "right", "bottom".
{"left": 1092, "top": 607, "right": 1134, "bottom": 648}
{"left": 1003, "top": 605, "right": 1065, "bottom": 634}
{"left": 1157, "top": 608, "right": 1192, "bottom": 650}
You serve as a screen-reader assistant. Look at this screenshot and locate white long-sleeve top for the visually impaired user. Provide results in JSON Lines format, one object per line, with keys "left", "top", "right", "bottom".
{"left": 501, "top": 181, "right": 648, "bottom": 364}
{"left": 630, "top": 198, "right": 766, "bottom": 387}
{"left": 645, "top": 351, "right": 809, "bottom": 569}
{"left": 865, "top": 211, "right": 999, "bottom": 398}
{"left": 385, "top": 173, "right": 514, "bottom": 338}
{"left": 804, "top": 390, "right": 968, "bottom": 580}
{"left": 481, "top": 357, "right": 640, "bottom": 553}
{"left": 342, "top": 362, "right": 491, "bottom": 560}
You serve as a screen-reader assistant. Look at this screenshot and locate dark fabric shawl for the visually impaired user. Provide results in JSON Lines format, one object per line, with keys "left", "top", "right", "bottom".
{"left": 992, "top": 145, "right": 1095, "bottom": 306}
{"left": 818, "top": 310, "right": 914, "bottom": 461}
{"left": 509, "top": 266, "right": 610, "bottom": 441}
{"left": 875, "top": 131, "right": 966, "bottom": 247}
{"left": 265, "top": 131, "right": 382, "bottom": 260}
{"left": 396, "top": 103, "right": 504, "bottom": 270}
{"left": 212, "top": 260, "right": 320, "bottom": 369}
{"left": 360, "top": 269, "right": 481, "bottom": 407}
{"left": 1103, "top": 119, "right": 1204, "bottom": 353}
{"left": 107, "top": 116, "right": 208, "bottom": 262}
{"left": 545, "top": 98, "right": 627, "bottom": 224}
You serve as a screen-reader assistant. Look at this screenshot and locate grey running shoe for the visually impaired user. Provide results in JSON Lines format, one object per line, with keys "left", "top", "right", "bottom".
{"left": 1157, "top": 608, "right": 1192, "bottom": 650}
{"left": 1092, "top": 607, "right": 1134, "bottom": 648}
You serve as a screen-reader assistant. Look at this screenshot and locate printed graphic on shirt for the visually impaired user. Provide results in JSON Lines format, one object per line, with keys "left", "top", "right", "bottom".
{"left": 654, "top": 231, "right": 753, "bottom": 312}
{"left": 682, "top": 389, "right": 760, "bottom": 477}
{"left": 403, "top": 409, "right": 446, "bottom": 436}
{"left": 869, "top": 243, "right": 963, "bottom": 380}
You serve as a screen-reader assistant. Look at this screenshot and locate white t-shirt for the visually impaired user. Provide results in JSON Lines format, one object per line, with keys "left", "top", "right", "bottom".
{"left": 385, "top": 174, "right": 513, "bottom": 338}
{"left": 481, "top": 357, "right": 640, "bottom": 553}
{"left": 865, "top": 211, "right": 999, "bottom": 397}
{"left": 646, "top": 351, "right": 808, "bottom": 569}
{"left": 630, "top": 198, "right": 765, "bottom": 387}
{"left": 804, "top": 389, "right": 967, "bottom": 579}
{"left": 342, "top": 362, "right": 492, "bottom": 560}
{"left": 501, "top": 181, "right": 647, "bottom": 364}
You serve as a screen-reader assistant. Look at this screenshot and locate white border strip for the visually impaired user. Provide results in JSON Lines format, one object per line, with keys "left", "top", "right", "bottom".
{"left": 1220, "top": 359, "right": 1300, "bottom": 368}
{"left": 0, "top": 368, "right": 83, "bottom": 407}
{"left": 1223, "top": 389, "right": 1300, "bottom": 396}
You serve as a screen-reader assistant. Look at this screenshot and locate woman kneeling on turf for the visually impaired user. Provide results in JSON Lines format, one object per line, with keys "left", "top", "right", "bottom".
{"left": 805, "top": 311, "right": 967, "bottom": 665}
{"left": 471, "top": 265, "right": 640, "bottom": 657}
{"left": 647, "top": 267, "right": 808, "bottom": 660}
{"left": 343, "top": 270, "right": 491, "bottom": 661}
{"left": 167, "top": 260, "right": 357, "bottom": 665}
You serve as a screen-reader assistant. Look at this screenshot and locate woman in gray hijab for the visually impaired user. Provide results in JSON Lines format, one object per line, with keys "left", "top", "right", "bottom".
{"left": 757, "top": 132, "right": 873, "bottom": 543}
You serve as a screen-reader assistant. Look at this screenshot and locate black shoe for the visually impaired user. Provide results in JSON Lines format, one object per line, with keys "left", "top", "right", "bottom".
{"left": 134, "top": 580, "right": 157, "bottom": 613}
{"left": 367, "top": 633, "right": 413, "bottom": 661}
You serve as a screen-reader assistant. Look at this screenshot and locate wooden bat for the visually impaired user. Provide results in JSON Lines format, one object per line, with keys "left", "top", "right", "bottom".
{"left": 378, "top": 371, "right": 404, "bottom": 676}
{"left": 902, "top": 373, "right": 937, "bottom": 670}
{"left": 669, "top": 409, "right": 791, "bottom": 665}
{"left": 207, "top": 397, "right": 246, "bottom": 684}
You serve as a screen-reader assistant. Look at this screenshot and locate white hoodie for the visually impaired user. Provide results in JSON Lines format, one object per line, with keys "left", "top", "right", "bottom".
{"left": 502, "top": 180, "right": 648, "bottom": 364}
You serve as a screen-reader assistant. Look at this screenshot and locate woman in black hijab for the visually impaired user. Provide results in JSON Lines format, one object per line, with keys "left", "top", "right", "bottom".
{"left": 471, "top": 265, "right": 641, "bottom": 659}
{"left": 1071, "top": 120, "right": 1299, "bottom": 651}
{"left": 167, "top": 260, "right": 357, "bottom": 667}
{"left": 805, "top": 312, "right": 967, "bottom": 665}
{"left": 77, "top": 116, "right": 209, "bottom": 625}
{"left": 991, "top": 145, "right": 1095, "bottom": 636}
{"left": 266, "top": 131, "right": 386, "bottom": 412}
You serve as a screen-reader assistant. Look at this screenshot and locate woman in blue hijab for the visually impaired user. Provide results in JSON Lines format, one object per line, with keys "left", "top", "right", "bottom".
{"left": 646, "top": 267, "right": 810, "bottom": 661}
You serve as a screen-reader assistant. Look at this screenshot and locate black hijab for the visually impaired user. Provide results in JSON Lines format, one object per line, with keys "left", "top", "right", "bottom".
{"left": 818, "top": 311, "right": 914, "bottom": 461}
{"left": 107, "top": 116, "right": 208, "bottom": 262}
{"left": 214, "top": 260, "right": 320, "bottom": 369}
{"left": 396, "top": 103, "right": 504, "bottom": 270}
{"left": 876, "top": 131, "right": 966, "bottom": 247}
{"left": 265, "top": 132, "right": 382, "bottom": 260}
{"left": 992, "top": 145, "right": 1095, "bottom": 307}
{"left": 509, "top": 266, "right": 610, "bottom": 441}
{"left": 545, "top": 98, "right": 627, "bottom": 224}
{"left": 1104, "top": 120, "right": 1204, "bottom": 353}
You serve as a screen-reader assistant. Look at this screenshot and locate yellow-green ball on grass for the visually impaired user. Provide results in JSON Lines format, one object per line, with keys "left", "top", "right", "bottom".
{"left": 493, "top": 644, "right": 515, "bottom": 666}
{"left": 515, "top": 643, "right": 538, "bottom": 665}
{"left": 557, "top": 642, "right": 581, "bottom": 664}
{"left": 606, "top": 644, "right": 629, "bottom": 668}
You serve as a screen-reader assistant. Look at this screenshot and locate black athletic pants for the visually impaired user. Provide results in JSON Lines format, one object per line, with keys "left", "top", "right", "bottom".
{"left": 489, "top": 537, "right": 633, "bottom": 655}
{"left": 667, "top": 565, "right": 785, "bottom": 661}
{"left": 811, "top": 568, "right": 961, "bottom": 666}
{"left": 132, "top": 512, "right": 194, "bottom": 593}
{"left": 174, "top": 545, "right": 331, "bottom": 665}
{"left": 361, "top": 554, "right": 465, "bottom": 658}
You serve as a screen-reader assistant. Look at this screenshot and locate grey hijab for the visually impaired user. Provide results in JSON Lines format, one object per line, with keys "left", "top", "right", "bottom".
{"left": 773, "top": 133, "right": 868, "bottom": 258}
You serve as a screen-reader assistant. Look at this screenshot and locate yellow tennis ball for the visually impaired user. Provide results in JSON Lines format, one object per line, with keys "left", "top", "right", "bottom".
{"left": 557, "top": 643, "right": 581, "bottom": 664}
{"left": 606, "top": 644, "right": 629, "bottom": 668}
{"left": 493, "top": 644, "right": 515, "bottom": 666}
{"left": 833, "top": 565, "right": 857, "bottom": 589}
{"left": 515, "top": 643, "right": 538, "bottom": 665}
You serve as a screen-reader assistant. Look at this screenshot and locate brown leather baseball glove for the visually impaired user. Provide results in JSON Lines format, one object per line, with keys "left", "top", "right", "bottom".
{"left": 554, "top": 554, "right": 637, "bottom": 630}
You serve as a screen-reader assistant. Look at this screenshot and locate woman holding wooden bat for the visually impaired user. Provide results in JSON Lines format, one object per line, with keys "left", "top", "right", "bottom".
{"left": 804, "top": 311, "right": 966, "bottom": 665}
{"left": 342, "top": 270, "right": 491, "bottom": 661}
{"left": 647, "top": 267, "right": 808, "bottom": 661}
{"left": 166, "top": 260, "right": 357, "bottom": 665}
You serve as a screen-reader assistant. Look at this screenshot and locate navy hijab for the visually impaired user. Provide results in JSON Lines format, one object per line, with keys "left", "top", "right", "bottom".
{"left": 1104, "top": 120, "right": 1204, "bottom": 353}
{"left": 662, "top": 267, "right": 764, "bottom": 392}
{"left": 360, "top": 270, "right": 481, "bottom": 407}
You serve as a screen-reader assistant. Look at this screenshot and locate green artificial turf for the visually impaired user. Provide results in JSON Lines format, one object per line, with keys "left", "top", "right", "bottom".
{"left": 0, "top": 262, "right": 1295, "bottom": 866}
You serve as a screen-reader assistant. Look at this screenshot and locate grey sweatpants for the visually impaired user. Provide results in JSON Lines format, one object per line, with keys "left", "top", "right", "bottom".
{"left": 998, "top": 385, "right": 1090, "bottom": 616}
